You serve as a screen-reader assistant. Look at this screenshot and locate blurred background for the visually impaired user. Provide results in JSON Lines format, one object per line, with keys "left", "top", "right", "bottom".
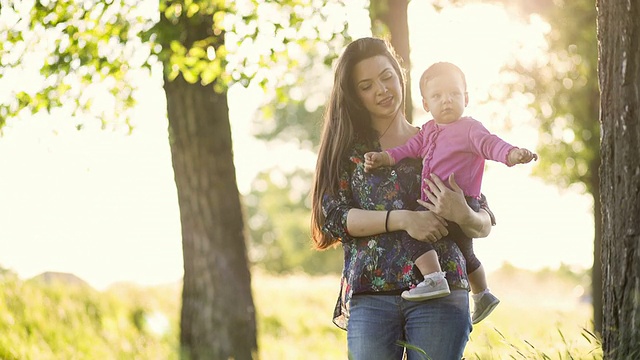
{"left": 0, "top": 0, "right": 601, "bottom": 358}
{"left": 0, "top": 0, "right": 594, "bottom": 290}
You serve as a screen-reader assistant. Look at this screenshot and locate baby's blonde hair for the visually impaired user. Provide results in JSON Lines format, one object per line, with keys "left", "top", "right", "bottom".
{"left": 419, "top": 62, "right": 467, "bottom": 99}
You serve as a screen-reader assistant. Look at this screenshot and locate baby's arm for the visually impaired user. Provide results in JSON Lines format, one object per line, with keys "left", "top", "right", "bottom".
{"left": 364, "top": 151, "right": 395, "bottom": 172}
{"left": 507, "top": 148, "right": 538, "bottom": 166}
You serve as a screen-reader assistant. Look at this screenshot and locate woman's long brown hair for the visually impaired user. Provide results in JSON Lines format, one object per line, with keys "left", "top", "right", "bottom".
{"left": 310, "top": 37, "right": 406, "bottom": 250}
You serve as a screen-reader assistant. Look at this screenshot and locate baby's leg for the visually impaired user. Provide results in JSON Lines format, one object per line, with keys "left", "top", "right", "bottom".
{"left": 468, "top": 264, "right": 488, "bottom": 294}
{"left": 402, "top": 250, "right": 450, "bottom": 301}
{"left": 470, "top": 264, "right": 500, "bottom": 324}
{"left": 414, "top": 249, "right": 442, "bottom": 276}
{"left": 400, "top": 205, "right": 450, "bottom": 301}
{"left": 459, "top": 236, "right": 500, "bottom": 324}
{"left": 451, "top": 201, "right": 484, "bottom": 294}
{"left": 455, "top": 236, "right": 485, "bottom": 293}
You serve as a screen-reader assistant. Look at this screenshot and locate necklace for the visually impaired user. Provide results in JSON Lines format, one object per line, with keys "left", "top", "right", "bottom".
{"left": 378, "top": 116, "right": 396, "bottom": 139}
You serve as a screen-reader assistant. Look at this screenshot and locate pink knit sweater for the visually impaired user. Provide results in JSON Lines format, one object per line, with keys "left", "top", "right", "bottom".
{"left": 387, "top": 117, "right": 515, "bottom": 200}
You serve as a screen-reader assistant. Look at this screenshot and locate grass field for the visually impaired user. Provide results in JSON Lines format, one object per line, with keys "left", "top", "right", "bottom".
{"left": 253, "top": 266, "right": 601, "bottom": 359}
{"left": 0, "top": 265, "right": 602, "bottom": 359}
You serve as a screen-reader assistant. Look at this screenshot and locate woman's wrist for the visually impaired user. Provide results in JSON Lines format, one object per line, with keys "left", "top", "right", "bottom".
{"left": 457, "top": 207, "right": 491, "bottom": 238}
{"left": 452, "top": 204, "right": 473, "bottom": 226}
{"left": 384, "top": 210, "right": 392, "bottom": 232}
{"left": 386, "top": 209, "right": 407, "bottom": 232}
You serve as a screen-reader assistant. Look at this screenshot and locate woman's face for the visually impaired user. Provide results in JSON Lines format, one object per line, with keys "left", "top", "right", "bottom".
{"left": 352, "top": 55, "right": 403, "bottom": 122}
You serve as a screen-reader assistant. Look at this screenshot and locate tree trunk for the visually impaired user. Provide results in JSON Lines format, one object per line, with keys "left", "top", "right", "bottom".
{"left": 597, "top": 0, "right": 640, "bottom": 357}
{"left": 370, "top": 0, "right": 413, "bottom": 123}
{"left": 590, "top": 162, "right": 603, "bottom": 336}
{"left": 164, "top": 75, "right": 257, "bottom": 359}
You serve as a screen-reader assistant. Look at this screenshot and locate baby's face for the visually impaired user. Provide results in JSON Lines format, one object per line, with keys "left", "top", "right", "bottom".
{"left": 422, "top": 72, "right": 468, "bottom": 125}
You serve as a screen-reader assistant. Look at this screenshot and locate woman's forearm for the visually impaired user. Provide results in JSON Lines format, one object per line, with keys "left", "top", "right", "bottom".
{"left": 420, "top": 173, "right": 493, "bottom": 238}
{"left": 457, "top": 207, "right": 492, "bottom": 238}
{"left": 346, "top": 208, "right": 449, "bottom": 242}
{"left": 346, "top": 208, "right": 421, "bottom": 237}
{"left": 345, "top": 208, "right": 390, "bottom": 237}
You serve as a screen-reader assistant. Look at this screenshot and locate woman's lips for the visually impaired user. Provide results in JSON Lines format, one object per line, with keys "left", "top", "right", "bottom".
{"left": 378, "top": 96, "right": 393, "bottom": 106}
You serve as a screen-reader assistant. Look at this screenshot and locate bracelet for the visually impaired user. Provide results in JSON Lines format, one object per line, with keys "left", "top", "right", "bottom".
{"left": 385, "top": 210, "right": 392, "bottom": 233}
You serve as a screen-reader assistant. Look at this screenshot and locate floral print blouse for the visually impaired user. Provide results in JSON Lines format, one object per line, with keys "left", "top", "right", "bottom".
{"left": 321, "top": 139, "right": 495, "bottom": 330}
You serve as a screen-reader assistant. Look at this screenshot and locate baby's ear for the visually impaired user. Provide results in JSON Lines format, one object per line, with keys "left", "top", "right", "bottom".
{"left": 422, "top": 98, "right": 430, "bottom": 112}
{"left": 464, "top": 92, "right": 469, "bottom": 107}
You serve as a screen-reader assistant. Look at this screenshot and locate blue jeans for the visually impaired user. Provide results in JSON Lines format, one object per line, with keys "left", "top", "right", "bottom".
{"left": 347, "top": 290, "right": 471, "bottom": 360}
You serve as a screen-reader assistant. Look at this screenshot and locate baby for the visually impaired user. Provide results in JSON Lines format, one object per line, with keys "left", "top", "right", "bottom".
{"left": 365, "top": 62, "right": 537, "bottom": 324}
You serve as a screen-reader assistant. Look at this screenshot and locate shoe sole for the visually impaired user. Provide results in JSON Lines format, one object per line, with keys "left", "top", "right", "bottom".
{"left": 402, "top": 289, "right": 451, "bottom": 302}
{"left": 472, "top": 299, "right": 500, "bottom": 324}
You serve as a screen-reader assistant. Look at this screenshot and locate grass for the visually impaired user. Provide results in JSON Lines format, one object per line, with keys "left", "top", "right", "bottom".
{"left": 463, "top": 266, "right": 602, "bottom": 359}
{"left": 253, "top": 267, "right": 602, "bottom": 360}
{"left": 0, "top": 266, "right": 602, "bottom": 359}
{"left": 254, "top": 271, "right": 347, "bottom": 359}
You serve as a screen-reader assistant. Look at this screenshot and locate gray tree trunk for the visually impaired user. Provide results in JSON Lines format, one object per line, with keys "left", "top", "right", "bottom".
{"left": 597, "top": 0, "right": 640, "bottom": 357}
{"left": 370, "top": 0, "right": 413, "bottom": 123}
{"left": 165, "top": 75, "right": 257, "bottom": 359}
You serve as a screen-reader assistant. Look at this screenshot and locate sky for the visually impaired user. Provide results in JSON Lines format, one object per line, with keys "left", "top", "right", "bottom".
{"left": 0, "top": 3, "right": 594, "bottom": 290}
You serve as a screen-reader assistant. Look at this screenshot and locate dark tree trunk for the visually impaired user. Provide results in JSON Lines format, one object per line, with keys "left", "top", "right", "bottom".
{"left": 164, "top": 75, "right": 257, "bottom": 359}
{"left": 597, "top": 0, "right": 640, "bottom": 357}
{"left": 370, "top": 0, "right": 413, "bottom": 123}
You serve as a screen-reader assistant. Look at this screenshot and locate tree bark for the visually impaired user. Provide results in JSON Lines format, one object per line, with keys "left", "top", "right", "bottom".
{"left": 590, "top": 162, "right": 603, "bottom": 336}
{"left": 370, "top": 0, "right": 413, "bottom": 123}
{"left": 597, "top": 0, "right": 640, "bottom": 357}
{"left": 164, "top": 75, "right": 257, "bottom": 359}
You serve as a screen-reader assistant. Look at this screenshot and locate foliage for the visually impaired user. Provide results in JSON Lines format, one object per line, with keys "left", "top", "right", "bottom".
{"left": 0, "top": 0, "right": 351, "bottom": 131}
{"left": 244, "top": 168, "right": 343, "bottom": 274}
{"left": 147, "top": 0, "right": 349, "bottom": 91}
{"left": 487, "top": 0, "right": 603, "bottom": 334}
{"left": 249, "top": 1, "right": 353, "bottom": 149}
{"left": 2, "top": 1, "right": 353, "bottom": 356}
{"left": 0, "top": 0, "right": 151, "bottom": 130}
{"left": 493, "top": 0, "right": 599, "bottom": 193}
{"left": 0, "top": 265, "right": 602, "bottom": 359}
{"left": 253, "top": 86, "right": 327, "bottom": 151}
{"left": 0, "top": 269, "right": 180, "bottom": 359}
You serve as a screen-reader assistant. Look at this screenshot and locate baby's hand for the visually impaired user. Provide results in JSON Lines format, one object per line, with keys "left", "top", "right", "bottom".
{"left": 364, "top": 152, "right": 389, "bottom": 172}
{"left": 508, "top": 148, "right": 538, "bottom": 165}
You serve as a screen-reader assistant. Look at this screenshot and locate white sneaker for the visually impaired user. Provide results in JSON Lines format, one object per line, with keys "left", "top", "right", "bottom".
{"left": 401, "top": 273, "right": 450, "bottom": 301}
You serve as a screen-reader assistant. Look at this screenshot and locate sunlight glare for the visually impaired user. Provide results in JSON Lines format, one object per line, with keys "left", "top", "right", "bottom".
{"left": 0, "top": 2, "right": 595, "bottom": 290}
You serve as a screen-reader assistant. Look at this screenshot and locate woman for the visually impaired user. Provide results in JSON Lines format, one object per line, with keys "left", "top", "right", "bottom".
{"left": 310, "top": 37, "right": 495, "bottom": 360}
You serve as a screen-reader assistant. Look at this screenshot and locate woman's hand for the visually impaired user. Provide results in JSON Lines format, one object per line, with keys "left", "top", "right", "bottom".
{"left": 418, "top": 173, "right": 492, "bottom": 238}
{"left": 418, "top": 173, "right": 468, "bottom": 224}
{"left": 393, "top": 209, "right": 449, "bottom": 243}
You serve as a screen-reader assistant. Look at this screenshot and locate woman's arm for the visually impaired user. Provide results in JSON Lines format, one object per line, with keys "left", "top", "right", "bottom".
{"left": 453, "top": 204, "right": 492, "bottom": 238}
{"left": 418, "top": 173, "right": 493, "bottom": 238}
{"left": 346, "top": 208, "right": 449, "bottom": 241}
